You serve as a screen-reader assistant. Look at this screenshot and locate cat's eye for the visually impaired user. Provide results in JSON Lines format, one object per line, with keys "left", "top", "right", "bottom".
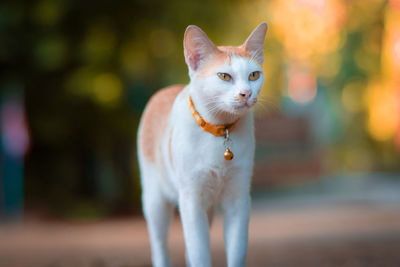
{"left": 249, "top": 71, "right": 261, "bottom": 81}
{"left": 217, "top": 73, "right": 232, "bottom": 82}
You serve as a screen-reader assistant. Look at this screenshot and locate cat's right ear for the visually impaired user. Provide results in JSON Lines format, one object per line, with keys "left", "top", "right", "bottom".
{"left": 184, "top": 25, "right": 218, "bottom": 71}
{"left": 243, "top": 22, "right": 268, "bottom": 64}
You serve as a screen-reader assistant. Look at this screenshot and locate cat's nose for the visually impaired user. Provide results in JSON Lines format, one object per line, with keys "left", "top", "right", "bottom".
{"left": 238, "top": 90, "right": 252, "bottom": 100}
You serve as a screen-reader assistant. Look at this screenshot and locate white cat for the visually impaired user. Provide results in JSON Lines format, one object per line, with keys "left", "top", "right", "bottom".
{"left": 137, "top": 23, "right": 268, "bottom": 267}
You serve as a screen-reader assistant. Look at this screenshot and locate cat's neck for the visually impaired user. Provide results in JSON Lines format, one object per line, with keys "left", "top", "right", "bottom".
{"left": 188, "top": 86, "right": 241, "bottom": 126}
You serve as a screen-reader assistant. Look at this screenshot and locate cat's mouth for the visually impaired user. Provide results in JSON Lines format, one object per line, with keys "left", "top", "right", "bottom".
{"left": 234, "top": 98, "right": 257, "bottom": 110}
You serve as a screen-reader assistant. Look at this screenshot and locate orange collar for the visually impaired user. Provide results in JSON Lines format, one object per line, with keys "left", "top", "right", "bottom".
{"left": 188, "top": 96, "right": 239, "bottom": 137}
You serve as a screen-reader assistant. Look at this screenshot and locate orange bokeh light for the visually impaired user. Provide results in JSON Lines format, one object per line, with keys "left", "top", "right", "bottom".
{"left": 271, "top": 0, "right": 345, "bottom": 61}
{"left": 287, "top": 63, "right": 317, "bottom": 104}
{"left": 365, "top": 81, "right": 399, "bottom": 142}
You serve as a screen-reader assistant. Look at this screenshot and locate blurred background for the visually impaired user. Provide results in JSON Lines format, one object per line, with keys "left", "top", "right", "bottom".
{"left": 1, "top": 0, "right": 400, "bottom": 266}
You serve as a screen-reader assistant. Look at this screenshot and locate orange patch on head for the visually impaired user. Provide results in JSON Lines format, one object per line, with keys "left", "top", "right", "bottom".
{"left": 196, "top": 51, "right": 228, "bottom": 77}
{"left": 219, "top": 45, "right": 251, "bottom": 59}
{"left": 138, "top": 85, "right": 184, "bottom": 161}
{"left": 196, "top": 45, "right": 253, "bottom": 77}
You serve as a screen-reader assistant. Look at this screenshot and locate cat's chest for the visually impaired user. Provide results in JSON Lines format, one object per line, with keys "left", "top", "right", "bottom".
{"left": 166, "top": 94, "right": 255, "bottom": 177}
{"left": 172, "top": 120, "right": 253, "bottom": 173}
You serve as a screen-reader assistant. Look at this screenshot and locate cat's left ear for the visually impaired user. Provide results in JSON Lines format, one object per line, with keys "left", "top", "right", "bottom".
{"left": 243, "top": 22, "right": 268, "bottom": 64}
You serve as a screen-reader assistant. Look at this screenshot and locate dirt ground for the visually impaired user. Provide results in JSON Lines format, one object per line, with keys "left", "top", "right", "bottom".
{"left": 1, "top": 199, "right": 400, "bottom": 267}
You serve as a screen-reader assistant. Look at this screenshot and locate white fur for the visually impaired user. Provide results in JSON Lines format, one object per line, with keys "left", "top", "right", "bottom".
{"left": 138, "top": 24, "right": 267, "bottom": 267}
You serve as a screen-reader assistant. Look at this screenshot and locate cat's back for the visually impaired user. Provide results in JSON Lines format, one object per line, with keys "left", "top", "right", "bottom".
{"left": 138, "top": 84, "right": 185, "bottom": 162}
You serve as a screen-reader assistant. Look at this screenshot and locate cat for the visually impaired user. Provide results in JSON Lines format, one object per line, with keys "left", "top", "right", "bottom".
{"left": 137, "top": 23, "right": 268, "bottom": 267}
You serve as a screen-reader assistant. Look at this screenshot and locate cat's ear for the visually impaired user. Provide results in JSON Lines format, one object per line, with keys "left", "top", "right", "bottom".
{"left": 184, "top": 25, "right": 219, "bottom": 71}
{"left": 243, "top": 22, "right": 268, "bottom": 64}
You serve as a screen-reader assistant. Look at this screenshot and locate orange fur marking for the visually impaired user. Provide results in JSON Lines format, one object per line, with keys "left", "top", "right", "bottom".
{"left": 138, "top": 85, "right": 184, "bottom": 161}
{"left": 218, "top": 45, "right": 251, "bottom": 59}
{"left": 197, "top": 45, "right": 252, "bottom": 77}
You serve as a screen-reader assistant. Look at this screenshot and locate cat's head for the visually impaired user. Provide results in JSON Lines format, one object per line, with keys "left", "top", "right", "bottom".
{"left": 184, "top": 23, "right": 268, "bottom": 119}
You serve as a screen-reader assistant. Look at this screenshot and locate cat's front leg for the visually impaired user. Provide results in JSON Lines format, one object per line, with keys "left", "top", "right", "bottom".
{"left": 179, "top": 190, "right": 212, "bottom": 267}
{"left": 222, "top": 189, "right": 251, "bottom": 267}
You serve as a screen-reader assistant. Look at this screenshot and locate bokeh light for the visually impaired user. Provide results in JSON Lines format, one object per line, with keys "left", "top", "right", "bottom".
{"left": 271, "top": 0, "right": 345, "bottom": 61}
{"left": 341, "top": 79, "right": 365, "bottom": 114}
{"left": 287, "top": 62, "right": 317, "bottom": 104}
{"left": 365, "top": 80, "right": 398, "bottom": 141}
{"left": 92, "top": 73, "right": 123, "bottom": 105}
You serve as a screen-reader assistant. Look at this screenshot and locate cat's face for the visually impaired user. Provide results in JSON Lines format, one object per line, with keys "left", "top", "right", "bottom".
{"left": 184, "top": 23, "right": 268, "bottom": 117}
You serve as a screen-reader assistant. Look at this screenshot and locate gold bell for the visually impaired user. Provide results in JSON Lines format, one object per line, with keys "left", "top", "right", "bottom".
{"left": 224, "top": 148, "right": 234, "bottom": 160}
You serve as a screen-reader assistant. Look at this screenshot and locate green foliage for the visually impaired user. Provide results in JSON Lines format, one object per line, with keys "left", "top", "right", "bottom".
{"left": 0, "top": 0, "right": 244, "bottom": 218}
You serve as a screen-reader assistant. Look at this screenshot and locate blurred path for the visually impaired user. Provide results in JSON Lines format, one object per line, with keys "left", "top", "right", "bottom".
{"left": 1, "top": 176, "right": 400, "bottom": 266}
{"left": 1, "top": 204, "right": 400, "bottom": 266}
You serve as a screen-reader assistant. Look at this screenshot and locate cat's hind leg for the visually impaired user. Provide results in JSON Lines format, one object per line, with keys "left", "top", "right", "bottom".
{"left": 141, "top": 167, "right": 174, "bottom": 267}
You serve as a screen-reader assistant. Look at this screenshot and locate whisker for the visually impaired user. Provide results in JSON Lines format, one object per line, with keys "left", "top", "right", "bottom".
{"left": 256, "top": 97, "right": 280, "bottom": 114}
